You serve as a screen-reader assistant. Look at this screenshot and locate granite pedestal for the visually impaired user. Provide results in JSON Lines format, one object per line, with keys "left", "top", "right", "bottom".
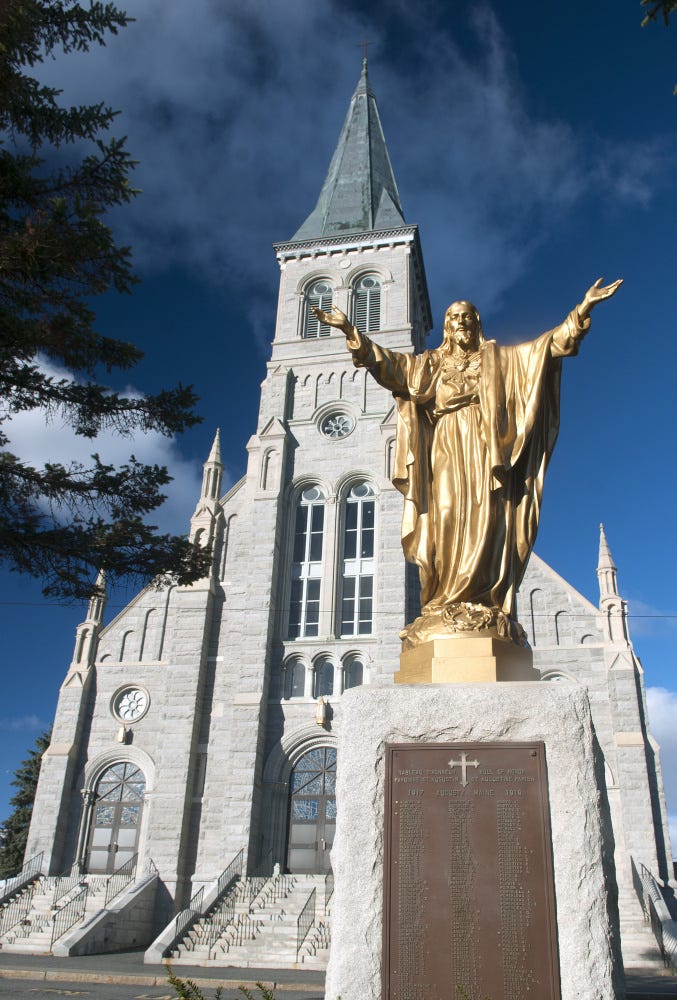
{"left": 324, "top": 684, "right": 623, "bottom": 1000}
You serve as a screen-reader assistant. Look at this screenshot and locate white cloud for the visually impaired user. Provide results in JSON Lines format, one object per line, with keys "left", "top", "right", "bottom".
{"left": 646, "top": 686, "right": 677, "bottom": 855}
{"left": 0, "top": 715, "right": 44, "bottom": 732}
{"left": 30, "top": 1, "right": 668, "bottom": 316}
{"left": 3, "top": 357, "right": 207, "bottom": 535}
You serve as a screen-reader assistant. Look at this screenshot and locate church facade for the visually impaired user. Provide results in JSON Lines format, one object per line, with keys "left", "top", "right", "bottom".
{"left": 26, "top": 63, "right": 672, "bottom": 940}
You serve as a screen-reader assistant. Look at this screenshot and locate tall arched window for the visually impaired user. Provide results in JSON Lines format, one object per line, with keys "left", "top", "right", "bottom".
{"left": 287, "top": 659, "right": 306, "bottom": 698}
{"left": 288, "top": 485, "right": 326, "bottom": 639}
{"left": 86, "top": 762, "right": 145, "bottom": 874}
{"left": 303, "top": 280, "right": 333, "bottom": 338}
{"left": 340, "top": 481, "right": 375, "bottom": 636}
{"left": 344, "top": 655, "right": 364, "bottom": 690}
{"left": 314, "top": 657, "right": 334, "bottom": 698}
{"left": 353, "top": 274, "right": 381, "bottom": 333}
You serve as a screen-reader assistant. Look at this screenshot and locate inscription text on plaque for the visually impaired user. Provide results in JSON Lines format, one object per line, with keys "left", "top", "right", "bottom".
{"left": 383, "top": 742, "right": 560, "bottom": 1000}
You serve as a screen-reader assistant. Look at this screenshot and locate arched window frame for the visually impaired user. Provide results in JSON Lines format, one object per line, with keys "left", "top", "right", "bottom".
{"left": 287, "top": 484, "right": 327, "bottom": 640}
{"left": 338, "top": 480, "right": 376, "bottom": 637}
{"left": 285, "top": 657, "right": 307, "bottom": 699}
{"left": 342, "top": 653, "right": 365, "bottom": 691}
{"left": 313, "top": 655, "right": 335, "bottom": 698}
{"left": 303, "top": 279, "right": 333, "bottom": 338}
{"left": 352, "top": 273, "right": 382, "bottom": 334}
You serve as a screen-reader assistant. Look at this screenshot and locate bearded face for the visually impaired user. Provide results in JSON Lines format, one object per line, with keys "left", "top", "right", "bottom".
{"left": 443, "top": 301, "right": 481, "bottom": 352}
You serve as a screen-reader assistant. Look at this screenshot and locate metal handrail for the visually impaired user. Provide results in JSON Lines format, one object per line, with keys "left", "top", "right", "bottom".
{"left": 174, "top": 885, "right": 205, "bottom": 941}
{"left": 51, "top": 884, "right": 88, "bottom": 947}
{"left": 217, "top": 849, "right": 244, "bottom": 897}
{"left": 0, "top": 882, "right": 37, "bottom": 937}
{"left": 104, "top": 853, "right": 137, "bottom": 908}
{"left": 631, "top": 857, "right": 677, "bottom": 969}
{"left": 296, "top": 887, "right": 316, "bottom": 960}
{"left": 166, "top": 849, "right": 245, "bottom": 956}
{"left": 324, "top": 870, "right": 334, "bottom": 913}
{"left": 0, "top": 851, "right": 44, "bottom": 906}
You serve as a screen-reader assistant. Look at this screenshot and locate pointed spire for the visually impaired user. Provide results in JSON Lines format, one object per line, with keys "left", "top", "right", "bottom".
{"left": 292, "top": 61, "right": 406, "bottom": 240}
{"left": 207, "top": 427, "right": 222, "bottom": 466}
{"left": 597, "top": 523, "right": 619, "bottom": 600}
{"left": 85, "top": 568, "right": 107, "bottom": 625}
{"left": 199, "top": 428, "right": 223, "bottom": 503}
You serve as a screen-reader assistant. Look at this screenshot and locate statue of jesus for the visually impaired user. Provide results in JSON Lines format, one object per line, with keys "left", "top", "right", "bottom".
{"left": 313, "top": 278, "right": 621, "bottom": 648}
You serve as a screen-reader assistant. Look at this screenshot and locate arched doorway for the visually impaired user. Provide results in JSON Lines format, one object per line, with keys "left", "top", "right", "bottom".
{"left": 86, "top": 762, "right": 145, "bottom": 873}
{"left": 287, "top": 747, "right": 336, "bottom": 873}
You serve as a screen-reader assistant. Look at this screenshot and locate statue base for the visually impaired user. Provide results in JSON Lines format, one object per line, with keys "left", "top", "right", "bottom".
{"left": 396, "top": 634, "right": 538, "bottom": 683}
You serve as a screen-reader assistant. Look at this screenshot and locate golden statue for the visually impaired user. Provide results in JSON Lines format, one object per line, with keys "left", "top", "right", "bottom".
{"left": 314, "top": 279, "right": 622, "bottom": 655}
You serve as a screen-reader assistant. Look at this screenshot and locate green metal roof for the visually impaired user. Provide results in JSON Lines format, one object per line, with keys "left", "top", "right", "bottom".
{"left": 292, "top": 60, "right": 406, "bottom": 241}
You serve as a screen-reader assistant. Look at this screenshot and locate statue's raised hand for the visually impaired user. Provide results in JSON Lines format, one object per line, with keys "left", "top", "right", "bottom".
{"left": 577, "top": 278, "right": 623, "bottom": 322}
{"left": 311, "top": 304, "right": 353, "bottom": 335}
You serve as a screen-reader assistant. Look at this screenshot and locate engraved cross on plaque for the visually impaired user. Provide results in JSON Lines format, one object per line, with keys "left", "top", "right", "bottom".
{"left": 448, "top": 751, "right": 480, "bottom": 786}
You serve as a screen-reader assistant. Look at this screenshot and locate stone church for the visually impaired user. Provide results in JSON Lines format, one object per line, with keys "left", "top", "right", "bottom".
{"left": 19, "top": 61, "right": 672, "bottom": 961}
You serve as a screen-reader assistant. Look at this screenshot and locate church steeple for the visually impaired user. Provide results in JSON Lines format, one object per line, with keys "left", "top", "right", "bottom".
{"left": 596, "top": 523, "right": 629, "bottom": 644}
{"left": 189, "top": 429, "right": 224, "bottom": 549}
{"left": 597, "top": 522, "right": 619, "bottom": 601}
{"left": 291, "top": 58, "right": 406, "bottom": 240}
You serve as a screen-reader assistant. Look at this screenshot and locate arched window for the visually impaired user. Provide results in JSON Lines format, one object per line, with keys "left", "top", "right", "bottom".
{"left": 303, "top": 280, "right": 333, "bottom": 338}
{"left": 288, "top": 485, "right": 326, "bottom": 639}
{"left": 344, "top": 655, "right": 364, "bottom": 690}
{"left": 287, "top": 660, "right": 306, "bottom": 698}
{"left": 287, "top": 747, "right": 336, "bottom": 873}
{"left": 86, "top": 762, "right": 145, "bottom": 874}
{"left": 340, "top": 482, "right": 375, "bottom": 636}
{"left": 353, "top": 274, "right": 381, "bottom": 333}
{"left": 314, "top": 657, "right": 334, "bottom": 698}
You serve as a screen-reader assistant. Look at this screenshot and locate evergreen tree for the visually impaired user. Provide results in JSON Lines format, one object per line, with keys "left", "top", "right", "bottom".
{"left": 0, "top": 1, "right": 211, "bottom": 601}
{"left": 0, "top": 728, "right": 51, "bottom": 878}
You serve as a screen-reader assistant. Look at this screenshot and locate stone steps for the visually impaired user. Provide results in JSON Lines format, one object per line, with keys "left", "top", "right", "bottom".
{"left": 0, "top": 875, "right": 112, "bottom": 954}
{"left": 169, "top": 873, "right": 331, "bottom": 969}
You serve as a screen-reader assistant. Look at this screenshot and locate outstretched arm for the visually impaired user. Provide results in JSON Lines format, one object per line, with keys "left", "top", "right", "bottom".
{"left": 311, "top": 305, "right": 361, "bottom": 350}
{"left": 551, "top": 277, "right": 623, "bottom": 357}
{"left": 576, "top": 277, "right": 623, "bottom": 323}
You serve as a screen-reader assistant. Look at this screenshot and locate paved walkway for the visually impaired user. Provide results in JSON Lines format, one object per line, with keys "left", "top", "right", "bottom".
{"left": 1, "top": 948, "right": 676, "bottom": 998}
{"left": 0, "top": 950, "right": 325, "bottom": 994}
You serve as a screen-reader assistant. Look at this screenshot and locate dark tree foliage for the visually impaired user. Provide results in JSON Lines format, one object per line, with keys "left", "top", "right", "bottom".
{"left": 0, "top": 1, "right": 211, "bottom": 601}
{"left": 0, "top": 728, "right": 51, "bottom": 878}
{"left": 641, "top": 0, "right": 677, "bottom": 26}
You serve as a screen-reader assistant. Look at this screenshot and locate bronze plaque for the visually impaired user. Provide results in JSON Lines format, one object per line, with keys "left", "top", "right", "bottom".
{"left": 383, "top": 742, "right": 561, "bottom": 1000}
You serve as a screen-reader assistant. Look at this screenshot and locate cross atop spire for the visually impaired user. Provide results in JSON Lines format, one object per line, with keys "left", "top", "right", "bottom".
{"left": 291, "top": 62, "right": 406, "bottom": 240}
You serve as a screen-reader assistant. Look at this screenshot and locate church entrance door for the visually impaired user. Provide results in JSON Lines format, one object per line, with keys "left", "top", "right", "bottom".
{"left": 287, "top": 747, "right": 336, "bottom": 873}
{"left": 86, "top": 762, "right": 145, "bottom": 874}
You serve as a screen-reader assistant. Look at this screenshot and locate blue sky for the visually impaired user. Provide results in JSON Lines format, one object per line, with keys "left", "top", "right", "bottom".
{"left": 1, "top": 0, "right": 677, "bottom": 850}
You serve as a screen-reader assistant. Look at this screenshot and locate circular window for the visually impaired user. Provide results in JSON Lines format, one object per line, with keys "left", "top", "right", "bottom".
{"left": 111, "top": 686, "right": 150, "bottom": 723}
{"left": 321, "top": 413, "right": 353, "bottom": 439}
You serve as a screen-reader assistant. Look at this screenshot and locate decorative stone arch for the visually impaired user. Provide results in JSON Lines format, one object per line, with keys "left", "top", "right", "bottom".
{"left": 76, "top": 746, "right": 156, "bottom": 875}
{"left": 260, "top": 725, "right": 339, "bottom": 871}
{"left": 346, "top": 265, "right": 392, "bottom": 335}
{"left": 310, "top": 651, "right": 339, "bottom": 698}
{"left": 282, "top": 652, "right": 311, "bottom": 700}
{"left": 296, "top": 273, "right": 335, "bottom": 339}
{"left": 119, "top": 629, "right": 135, "bottom": 662}
{"left": 340, "top": 647, "right": 371, "bottom": 691}
{"left": 539, "top": 669, "right": 578, "bottom": 684}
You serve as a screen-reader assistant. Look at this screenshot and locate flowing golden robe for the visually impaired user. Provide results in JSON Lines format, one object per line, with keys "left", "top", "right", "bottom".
{"left": 347, "top": 310, "right": 588, "bottom": 619}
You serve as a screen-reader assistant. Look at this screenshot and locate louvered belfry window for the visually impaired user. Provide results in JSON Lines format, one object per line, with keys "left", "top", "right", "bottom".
{"left": 353, "top": 274, "right": 381, "bottom": 333}
{"left": 304, "top": 280, "right": 333, "bottom": 338}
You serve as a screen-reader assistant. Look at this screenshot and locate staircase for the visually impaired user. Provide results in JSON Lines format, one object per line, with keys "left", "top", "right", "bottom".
{"left": 0, "top": 873, "right": 109, "bottom": 954}
{"left": 168, "top": 872, "right": 331, "bottom": 969}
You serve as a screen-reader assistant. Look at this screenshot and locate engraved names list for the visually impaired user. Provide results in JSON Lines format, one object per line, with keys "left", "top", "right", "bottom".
{"left": 383, "top": 742, "right": 561, "bottom": 1000}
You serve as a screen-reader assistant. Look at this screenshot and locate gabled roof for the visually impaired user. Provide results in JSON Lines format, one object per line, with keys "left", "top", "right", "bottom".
{"left": 291, "top": 60, "right": 406, "bottom": 241}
